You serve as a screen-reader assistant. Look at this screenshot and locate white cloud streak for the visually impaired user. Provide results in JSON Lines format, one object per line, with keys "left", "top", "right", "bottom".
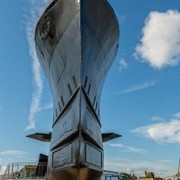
{"left": 110, "top": 143, "right": 124, "bottom": 148}
{"left": 119, "top": 59, "right": 128, "bottom": 71}
{"left": 39, "top": 102, "right": 53, "bottom": 111}
{"left": 135, "top": 10, "right": 180, "bottom": 69}
{"left": 119, "top": 81, "right": 156, "bottom": 94}
{"left": 151, "top": 116, "right": 166, "bottom": 122}
{"left": 132, "top": 119, "right": 180, "bottom": 144}
{"left": 109, "top": 143, "right": 147, "bottom": 154}
{"left": 125, "top": 146, "right": 147, "bottom": 154}
{"left": 24, "top": 0, "right": 50, "bottom": 130}
{"left": 0, "top": 150, "right": 28, "bottom": 156}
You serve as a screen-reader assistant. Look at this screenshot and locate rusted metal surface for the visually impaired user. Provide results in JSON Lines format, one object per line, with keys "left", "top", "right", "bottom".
{"left": 35, "top": 0, "right": 119, "bottom": 179}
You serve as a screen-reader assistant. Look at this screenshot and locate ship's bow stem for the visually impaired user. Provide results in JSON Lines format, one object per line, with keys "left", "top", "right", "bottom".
{"left": 35, "top": 0, "right": 119, "bottom": 179}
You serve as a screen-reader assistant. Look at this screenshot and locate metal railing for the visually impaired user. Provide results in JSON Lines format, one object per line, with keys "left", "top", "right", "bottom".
{"left": 2, "top": 162, "right": 47, "bottom": 179}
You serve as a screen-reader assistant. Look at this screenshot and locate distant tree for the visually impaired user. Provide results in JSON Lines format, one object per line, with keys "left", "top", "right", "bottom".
{"left": 176, "top": 172, "right": 180, "bottom": 177}
{"left": 132, "top": 174, "right": 137, "bottom": 180}
{"left": 145, "top": 171, "right": 155, "bottom": 178}
{"left": 119, "top": 172, "right": 132, "bottom": 180}
{"left": 119, "top": 172, "right": 137, "bottom": 180}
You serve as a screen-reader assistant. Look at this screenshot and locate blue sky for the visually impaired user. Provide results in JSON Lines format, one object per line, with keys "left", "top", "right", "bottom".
{"left": 0, "top": 0, "right": 179, "bottom": 177}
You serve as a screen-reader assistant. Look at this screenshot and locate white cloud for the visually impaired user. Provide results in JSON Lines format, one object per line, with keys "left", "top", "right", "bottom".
{"left": 0, "top": 150, "right": 28, "bottom": 156}
{"left": 132, "top": 119, "right": 180, "bottom": 144}
{"left": 110, "top": 143, "right": 124, "bottom": 148}
{"left": 135, "top": 10, "right": 180, "bottom": 69}
{"left": 39, "top": 102, "right": 53, "bottom": 111}
{"left": 174, "top": 112, "right": 180, "bottom": 119}
{"left": 109, "top": 143, "right": 147, "bottom": 154}
{"left": 119, "top": 59, "right": 128, "bottom": 71}
{"left": 119, "top": 81, "right": 156, "bottom": 94}
{"left": 151, "top": 116, "right": 166, "bottom": 122}
{"left": 24, "top": 0, "right": 50, "bottom": 130}
{"left": 104, "top": 158, "right": 173, "bottom": 177}
{"left": 125, "top": 146, "right": 147, "bottom": 154}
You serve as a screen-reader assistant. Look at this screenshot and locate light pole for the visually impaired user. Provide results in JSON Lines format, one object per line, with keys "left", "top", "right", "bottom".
{"left": 178, "top": 157, "right": 180, "bottom": 174}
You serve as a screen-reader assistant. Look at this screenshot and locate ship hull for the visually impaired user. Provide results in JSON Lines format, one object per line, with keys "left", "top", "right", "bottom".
{"left": 35, "top": 0, "right": 119, "bottom": 179}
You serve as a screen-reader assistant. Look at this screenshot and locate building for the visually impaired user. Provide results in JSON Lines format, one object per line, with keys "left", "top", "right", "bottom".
{"left": 165, "top": 175, "right": 180, "bottom": 180}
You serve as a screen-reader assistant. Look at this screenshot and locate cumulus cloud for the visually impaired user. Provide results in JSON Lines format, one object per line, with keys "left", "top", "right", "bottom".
{"left": 109, "top": 143, "right": 147, "bottom": 154}
{"left": 24, "top": 0, "right": 50, "bottom": 130}
{"left": 119, "top": 59, "right": 128, "bottom": 71}
{"left": 119, "top": 81, "right": 156, "bottom": 94}
{"left": 132, "top": 119, "right": 180, "bottom": 144}
{"left": 135, "top": 10, "right": 180, "bottom": 69}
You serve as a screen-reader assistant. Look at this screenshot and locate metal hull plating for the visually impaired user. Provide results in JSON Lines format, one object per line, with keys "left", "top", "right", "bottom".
{"left": 35, "top": 0, "right": 119, "bottom": 179}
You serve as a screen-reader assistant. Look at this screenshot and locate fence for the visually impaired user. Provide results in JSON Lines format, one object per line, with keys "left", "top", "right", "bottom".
{"left": 2, "top": 162, "right": 47, "bottom": 179}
